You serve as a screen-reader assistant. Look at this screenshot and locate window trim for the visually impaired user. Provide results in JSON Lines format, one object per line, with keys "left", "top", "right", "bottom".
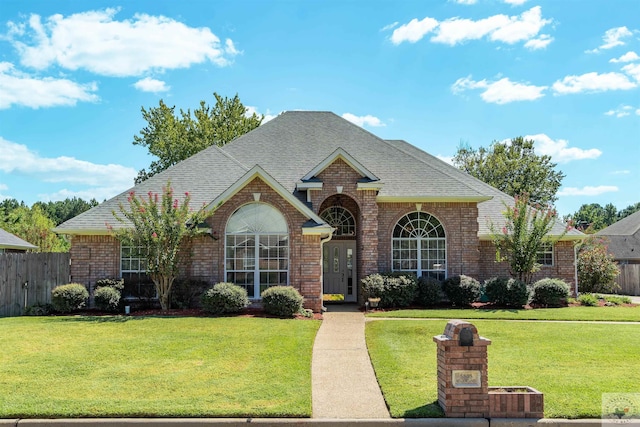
{"left": 319, "top": 206, "right": 356, "bottom": 237}
{"left": 537, "top": 242, "right": 554, "bottom": 267}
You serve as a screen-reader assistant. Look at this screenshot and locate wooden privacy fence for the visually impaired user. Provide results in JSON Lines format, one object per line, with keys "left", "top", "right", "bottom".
{"left": 0, "top": 253, "right": 71, "bottom": 317}
{"left": 616, "top": 264, "right": 640, "bottom": 296}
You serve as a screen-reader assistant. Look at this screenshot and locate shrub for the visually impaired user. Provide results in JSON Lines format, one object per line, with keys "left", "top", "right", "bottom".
{"left": 415, "top": 276, "right": 442, "bottom": 307}
{"left": 95, "top": 278, "right": 125, "bottom": 291}
{"left": 578, "top": 293, "right": 599, "bottom": 307}
{"left": 201, "top": 282, "right": 249, "bottom": 314}
{"left": 531, "top": 278, "right": 570, "bottom": 307}
{"left": 261, "top": 286, "right": 304, "bottom": 317}
{"left": 484, "top": 277, "right": 530, "bottom": 307}
{"left": 23, "top": 303, "right": 53, "bottom": 316}
{"left": 442, "top": 275, "right": 481, "bottom": 307}
{"left": 172, "top": 279, "right": 209, "bottom": 309}
{"left": 601, "top": 295, "right": 632, "bottom": 305}
{"left": 94, "top": 286, "right": 122, "bottom": 312}
{"left": 51, "top": 283, "right": 89, "bottom": 313}
{"left": 361, "top": 273, "right": 417, "bottom": 308}
{"left": 577, "top": 237, "right": 620, "bottom": 293}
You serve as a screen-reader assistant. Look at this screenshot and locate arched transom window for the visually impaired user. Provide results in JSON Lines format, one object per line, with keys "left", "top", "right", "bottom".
{"left": 392, "top": 211, "right": 446, "bottom": 280}
{"left": 320, "top": 206, "right": 356, "bottom": 237}
{"left": 225, "top": 203, "right": 289, "bottom": 298}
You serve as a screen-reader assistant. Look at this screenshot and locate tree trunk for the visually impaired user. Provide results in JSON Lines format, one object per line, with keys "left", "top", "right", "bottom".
{"left": 153, "top": 274, "right": 174, "bottom": 311}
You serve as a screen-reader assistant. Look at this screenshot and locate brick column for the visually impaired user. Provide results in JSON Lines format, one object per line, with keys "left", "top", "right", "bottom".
{"left": 433, "top": 320, "right": 491, "bottom": 418}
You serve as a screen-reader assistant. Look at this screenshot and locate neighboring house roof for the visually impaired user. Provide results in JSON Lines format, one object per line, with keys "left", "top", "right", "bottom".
{"left": 0, "top": 228, "right": 38, "bottom": 251}
{"left": 596, "top": 210, "right": 640, "bottom": 261}
{"left": 54, "top": 111, "right": 581, "bottom": 241}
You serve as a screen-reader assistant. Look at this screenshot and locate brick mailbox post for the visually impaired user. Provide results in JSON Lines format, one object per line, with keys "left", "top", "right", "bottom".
{"left": 433, "top": 319, "right": 491, "bottom": 418}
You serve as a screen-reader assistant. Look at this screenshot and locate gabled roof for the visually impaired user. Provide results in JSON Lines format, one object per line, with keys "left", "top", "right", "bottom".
{"left": 596, "top": 210, "right": 640, "bottom": 260}
{"left": 0, "top": 228, "right": 37, "bottom": 250}
{"left": 301, "top": 148, "right": 379, "bottom": 182}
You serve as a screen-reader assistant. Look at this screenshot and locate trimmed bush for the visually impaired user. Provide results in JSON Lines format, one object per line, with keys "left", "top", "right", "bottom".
{"left": 415, "top": 276, "right": 442, "bottom": 307}
{"left": 23, "top": 303, "right": 53, "bottom": 316}
{"left": 442, "top": 275, "right": 481, "bottom": 307}
{"left": 51, "top": 283, "right": 89, "bottom": 313}
{"left": 94, "top": 286, "right": 121, "bottom": 312}
{"left": 484, "top": 277, "right": 529, "bottom": 308}
{"left": 531, "top": 278, "right": 570, "bottom": 307}
{"left": 95, "top": 278, "right": 125, "bottom": 291}
{"left": 261, "top": 286, "right": 304, "bottom": 317}
{"left": 361, "top": 273, "right": 418, "bottom": 308}
{"left": 172, "top": 279, "right": 210, "bottom": 309}
{"left": 578, "top": 293, "right": 599, "bottom": 307}
{"left": 201, "top": 282, "right": 249, "bottom": 314}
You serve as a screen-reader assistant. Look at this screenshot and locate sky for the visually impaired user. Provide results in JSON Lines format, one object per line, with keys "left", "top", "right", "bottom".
{"left": 0, "top": 0, "right": 638, "bottom": 217}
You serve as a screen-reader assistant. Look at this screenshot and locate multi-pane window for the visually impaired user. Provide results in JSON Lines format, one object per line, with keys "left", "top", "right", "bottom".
{"left": 320, "top": 207, "right": 356, "bottom": 237}
{"left": 225, "top": 203, "right": 289, "bottom": 298}
{"left": 537, "top": 243, "right": 554, "bottom": 266}
{"left": 120, "top": 244, "right": 154, "bottom": 298}
{"left": 392, "top": 212, "right": 446, "bottom": 280}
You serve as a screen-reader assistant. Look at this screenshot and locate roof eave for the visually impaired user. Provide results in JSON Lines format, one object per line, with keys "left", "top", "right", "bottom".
{"left": 377, "top": 195, "right": 493, "bottom": 203}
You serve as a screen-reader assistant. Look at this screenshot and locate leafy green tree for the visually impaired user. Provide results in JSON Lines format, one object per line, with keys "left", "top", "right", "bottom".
{"left": 453, "top": 137, "right": 565, "bottom": 206}
{"left": 33, "top": 197, "right": 99, "bottom": 226}
{"left": 616, "top": 202, "right": 640, "bottom": 221}
{"left": 2, "top": 205, "right": 69, "bottom": 252}
{"left": 577, "top": 236, "right": 619, "bottom": 293}
{"left": 491, "top": 193, "right": 567, "bottom": 284}
{"left": 133, "top": 93, "right": 263, "bottom": 183}
{"left": 566, "top": 202, "right": 637, "bottom": 233}
{"left": 109, "top": 183, "right": 209, "bottom": 310}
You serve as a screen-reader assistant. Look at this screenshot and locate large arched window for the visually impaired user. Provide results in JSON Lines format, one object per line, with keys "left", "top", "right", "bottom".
{"left": 225, "top": 203, "right": 289, "bottom": 298}
{"left": 392, "top": 212, "right": 446, "bottom": 280}
{"left": 320, "top": 206, "right": 356, "bottom": 237}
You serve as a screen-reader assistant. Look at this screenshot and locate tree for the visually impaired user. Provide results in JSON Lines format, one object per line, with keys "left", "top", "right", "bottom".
{"left": 491, "top": 193, "right": 567, "bottom": 284}
{"left": 2, "top": 205, "right": 69, "bottom": 252}
{"left": 577, "top": 236, "right": 619, "bottom": 293}
{"left": 616, "top": 202, "right": 640, "bottom": 221}
{"left": 566, "top": 201, "right": 640, "bottom": 233}
{"left": 453, "top": 137, "right": 565, "bottom": 206}
{"left": 109, "top": 183, "right": 209, "bottom": 310}
{"left": 133, "top": 93, "right": 263, "bottom": 183}
{"left": 33, "top": 197, "right": 99, "bottom": 226}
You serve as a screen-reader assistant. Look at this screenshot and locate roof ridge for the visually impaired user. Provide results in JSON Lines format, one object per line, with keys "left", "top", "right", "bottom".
{"left": 213, "top": 145, "right": 249, "bottom": 170}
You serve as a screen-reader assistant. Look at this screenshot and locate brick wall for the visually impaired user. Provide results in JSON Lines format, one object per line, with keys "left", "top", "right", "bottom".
{"left": 69, "top": 235, "right": 120, "bottom": 286}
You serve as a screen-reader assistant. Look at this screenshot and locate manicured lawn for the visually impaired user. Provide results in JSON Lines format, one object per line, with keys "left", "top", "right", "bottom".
{"left": 366, "top": 319, "right": 640, "bottom": 418}
{"left": 0, "top": 316, "right": 320, "bottom": 418}
{"left": 367, "top": 306, "right": 640, "bottom": 321}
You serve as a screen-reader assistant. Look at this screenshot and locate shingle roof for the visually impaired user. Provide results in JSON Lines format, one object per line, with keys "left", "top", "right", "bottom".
{"left": 54, "top": 111, "right": 582, "bottom": 240}
{"left": 0, "top": 228, "right": 38, "bottom": 250}
{"left": 596, "top": 210, "right": 640, "bottom": 261}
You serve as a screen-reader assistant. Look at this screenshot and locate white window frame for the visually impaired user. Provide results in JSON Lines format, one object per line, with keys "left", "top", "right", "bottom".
{"left": 319, "top": 206, "right": 356, "bottom": 237}
{"left": 225, "top": 203, "right": 289, "bottom": 299}
{"left": 391, "top": 211, "right": 447, "bottom": 281}
{"left": 537, "top": 242, "right": 554, "bottom": 266}
{"left": 120, "top": 244, "right": 156, "bottom": 299}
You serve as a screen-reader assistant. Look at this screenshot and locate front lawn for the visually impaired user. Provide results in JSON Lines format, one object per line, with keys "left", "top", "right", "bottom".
{"left": 367, "top": 305, "right": 640, "bottom": 321}
{"left": 366, "top": 319, "right": 640, "bottom": 418}
{"left": 0, "top": 316, "right": 320, "bottom": 418}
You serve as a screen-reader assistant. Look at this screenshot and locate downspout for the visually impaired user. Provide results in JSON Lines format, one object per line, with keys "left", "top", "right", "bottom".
{"left": 574, "top": 242, "right": 579, "bottom": 297}
{"left": 320, "top": 232, "right": 333, "bottom": 312}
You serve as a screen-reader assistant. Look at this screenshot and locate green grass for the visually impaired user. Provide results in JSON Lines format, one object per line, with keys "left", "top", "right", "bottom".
{"left": 366, "top": 319, "right": 640, "bottom": 418}
{"left": 0, "top": 316, "right": 320, "bottom": 418}
{"left": 367, "top": 305, "right": 640, "bottom": 321}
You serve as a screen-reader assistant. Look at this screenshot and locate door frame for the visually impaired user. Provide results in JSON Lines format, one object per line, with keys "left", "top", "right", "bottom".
{"left": 322, "top": 240, "right": 357, "bottom": 302}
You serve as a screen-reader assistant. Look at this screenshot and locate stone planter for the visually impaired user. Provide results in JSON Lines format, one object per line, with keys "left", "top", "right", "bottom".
{"left": 489, "top": 386, "right": 544, "bottom": 418}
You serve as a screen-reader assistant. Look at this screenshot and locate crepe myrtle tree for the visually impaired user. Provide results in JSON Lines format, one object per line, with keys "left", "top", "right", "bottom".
{"left": 109, "top": 182, "right": 209, "bottom": 310}
{"left": 491, "top": 193, "right": 570, "bottom": 284}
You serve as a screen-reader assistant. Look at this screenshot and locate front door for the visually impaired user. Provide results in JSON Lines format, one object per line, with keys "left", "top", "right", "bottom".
{"left": 323, "top": 241, "right": 357, "bottom": 302}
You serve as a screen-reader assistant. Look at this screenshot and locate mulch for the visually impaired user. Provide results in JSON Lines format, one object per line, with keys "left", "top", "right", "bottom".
{"left": 73, "top": 306, "right": 323, "bottom": 320}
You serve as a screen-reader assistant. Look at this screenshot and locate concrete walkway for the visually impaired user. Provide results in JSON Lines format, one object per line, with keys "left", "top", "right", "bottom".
{"left": 312, "top": 304, "right": 390, "bottom": 419}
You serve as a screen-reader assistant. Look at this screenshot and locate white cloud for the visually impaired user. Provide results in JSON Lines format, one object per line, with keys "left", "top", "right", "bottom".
{"left": 433, "top": 6, "right": 551, "bottom": 46}
{"left": 0, "top": 184, "right": 9, "bottom": 201}
{"left": 37, "top": 187, "right": 125, "bottom": 203}
{"left": 245, "top": 106, "right": 278, "bottom": 123}
{"left": 586, "top": 26, "right": 633, "bottom": 53}
{"left": 558, "top": 186, "right": 619, "bottom": 196}
{"left": 611, "top": 170, "right": 630, "bottom": 175}
{"left": 133, "top": 77, "right": 170, "bottom": 93}
{"left": 525, "top": 134, "right": 602, "bottom": 163}
{"left": 0, "top": 136, "right": 136, "bottom": 189}
{"left": 637, "top": 108, "right": 640, "bottom": 116}
{"left": 452, "top": 0, "right": 478, "bottom": 5}
{"left": 0, "top": 62, "right": 98, "bottom": 109}
{"left": 524, "top": 34, "right": 553, "bottom": 50}
{"left": 452, "top": 75, "right": 547, "bottom": 104}
{"left": 552, "top": 72, "right": 636, "bottom": 94}
{"left": 622, "top": 63, "right": 640, "bottom": 82}
{"left": 380, "top": 22, "right": 399, "bottom": 32}
{"left": 609, "top": 51, "right": 640, "bottom": 63}
{"left": 6, "top": 8, "right": 238, "bottom": 77}
{"left": 391, "top": 17, "right": 438, "bottom": 44}
{"left": 604, "top": 105, "right": 634, "bottom": 118}
{"left": 504, "top": 0, "right": 528, "bottom": 4}
{"left": 342, "top": 113, "right": 386, "bottom": 127}
{"left": 436, "top": 155, "right": 455, "bottom": 165}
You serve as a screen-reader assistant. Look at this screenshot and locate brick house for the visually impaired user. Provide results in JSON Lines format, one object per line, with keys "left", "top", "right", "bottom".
{"left": 55, "top": 111, "right": 582, "bottom": 312}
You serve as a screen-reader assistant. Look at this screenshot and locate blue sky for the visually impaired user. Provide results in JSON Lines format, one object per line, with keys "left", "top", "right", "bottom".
{"left": 0, "top": 0, "right": 638, "bottom": 217}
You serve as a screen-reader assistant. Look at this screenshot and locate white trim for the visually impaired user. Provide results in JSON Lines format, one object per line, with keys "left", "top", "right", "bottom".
{"left": 377, "top": 195, "right": 492, "bottom": 203}
{"left": 296, "top": 181, "right": 323, "bottom": 191}
{"left": 357, "top": 181, "right": 384, "bottom": 191}
{"left": 302, "top": 225, "right": 335, "bottom": 236}
{"left": 478, "top": 233, "right": 584, "bottom": 241}
{"left": 301, "top": 148, "right": 379, "bottom": 182}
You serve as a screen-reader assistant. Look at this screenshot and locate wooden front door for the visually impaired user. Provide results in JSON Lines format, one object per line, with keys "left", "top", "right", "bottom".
{"left": 323, "top": 241, "right": 357, "bottom": 302}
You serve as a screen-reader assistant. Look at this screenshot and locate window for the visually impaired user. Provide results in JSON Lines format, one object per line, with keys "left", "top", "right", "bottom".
{"left": 392, "top": 212, "right": 446, "bottom": 280}
{"left": 320, "top": 206, "right": 356, "bottom": 236}
{"left": 225, "top": 203, "right": 289, "bottom": 298}
{"left": 120, "top": 244, "right": 154, "bottom": 298}
{"left": 537, "top": 243, "right": 554, "bottom": 266}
